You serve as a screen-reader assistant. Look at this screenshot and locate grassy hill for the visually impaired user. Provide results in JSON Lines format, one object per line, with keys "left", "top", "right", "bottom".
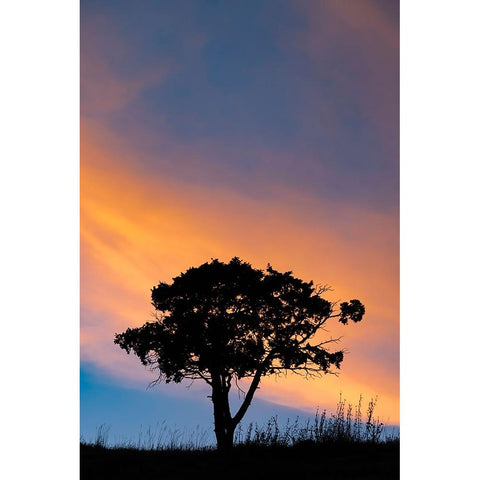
{"left": 81, "top": 440, "right": 399, "bottom": 480}
{"left": 81, "top": 396, "right": 399, "bottom": 479}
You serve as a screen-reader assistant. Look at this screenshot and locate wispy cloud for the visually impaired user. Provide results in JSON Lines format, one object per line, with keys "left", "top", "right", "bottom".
{"left": 81, "top": 0, "right": 398, "bottom": 423}
{"left": 81, "top": 122, "right": 398, "bottom": 421}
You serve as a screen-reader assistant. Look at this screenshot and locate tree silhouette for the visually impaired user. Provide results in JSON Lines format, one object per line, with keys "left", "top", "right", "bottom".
{"left": 114, "top": 257, "right": 365, "bottom": 451}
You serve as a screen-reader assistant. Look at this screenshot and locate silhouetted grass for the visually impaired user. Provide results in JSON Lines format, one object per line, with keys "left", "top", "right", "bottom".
{"left": 234, "top": 395, "right": 396, "bottom": 447}
{"left": 81, "top": 441, "right": 399, "bottom": 480}
{"left": 84, "top": 421, "right": 211, "bottom": 451}
{"left": 81, "top": 396, "right": 399, "bottom": 479}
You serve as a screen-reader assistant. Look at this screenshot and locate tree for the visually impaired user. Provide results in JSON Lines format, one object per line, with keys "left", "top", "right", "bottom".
{"left": 114, "top": 257, "right": 365, "bottom": 451}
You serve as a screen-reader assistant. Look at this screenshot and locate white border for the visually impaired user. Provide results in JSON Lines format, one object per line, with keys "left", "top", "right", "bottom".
{"left": 0, "top": 1, "right": 79, "bottom": 479}
{"left": 2, "top": 0, "right": 479, "bottom": 478}
{"left": 401, "top": 0, "right": 479, "bottom": 478}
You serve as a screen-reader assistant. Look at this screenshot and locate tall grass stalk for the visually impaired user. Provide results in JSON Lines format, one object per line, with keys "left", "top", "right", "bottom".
{"left": 235, "top": 395, "right": 392, "bottom": 447}
{"left": 83, "top": 395, "right": 397, "bottom": 450}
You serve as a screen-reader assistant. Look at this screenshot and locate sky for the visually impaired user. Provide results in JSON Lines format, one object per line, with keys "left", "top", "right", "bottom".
{"left": 80, "top": 0, "right": 399, "bottom": 443}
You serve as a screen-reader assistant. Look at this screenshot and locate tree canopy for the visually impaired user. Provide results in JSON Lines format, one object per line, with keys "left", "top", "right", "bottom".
{"left": 114, "top": 257, "right": 365, "bottom": 450}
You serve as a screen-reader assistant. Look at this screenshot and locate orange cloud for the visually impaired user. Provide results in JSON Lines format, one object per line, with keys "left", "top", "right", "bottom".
{"left": 81, "top": 118, "right": 398, "bottom": 423}
{"left": 80, "top": 15, "right": 169, "bottom": 117}
{"left": 326, "top": 0, "right": 398, "bottom": 48}
{"left": 294, "top": 0, "right": 398, "bottom": 138}
{"left": 297, "top": 0, "right": 398, "bottom": 54}
{"left": 82, "top": 56, "right": 167, "bottom": 115}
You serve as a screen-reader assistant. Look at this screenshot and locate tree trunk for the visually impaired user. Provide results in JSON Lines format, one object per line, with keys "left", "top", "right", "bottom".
{"left": 213, "top": 418, "right": 235, "bottom": 452}
{"left": 211, "top": 376, "right": 234, "bottom": 452}
{"left": 211, "top": 367, "right": 266, "bottom": 451}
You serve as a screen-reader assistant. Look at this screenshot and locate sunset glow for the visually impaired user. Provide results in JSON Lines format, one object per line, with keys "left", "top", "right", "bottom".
{"left": 81, "top": 0, "right": 399, "bottom": 428}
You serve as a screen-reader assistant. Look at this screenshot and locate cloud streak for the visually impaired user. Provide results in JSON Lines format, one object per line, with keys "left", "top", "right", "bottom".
{"left": 81, "top": 120, "right": 398, "bottom": 421}
{"left": 81, "top": 0, "right": 398, "bottom": 423}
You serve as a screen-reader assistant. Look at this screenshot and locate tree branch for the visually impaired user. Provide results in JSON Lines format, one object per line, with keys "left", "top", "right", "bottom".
{"left": 231, "top": 367, "right": 263, "bottom": 426}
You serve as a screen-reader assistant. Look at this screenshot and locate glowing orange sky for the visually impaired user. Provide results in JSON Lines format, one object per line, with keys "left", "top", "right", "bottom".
{"left": 81, "top": 0, "right": 398, "bottom": 424}
{"left": 81, "top": 118, "right": 398, "bottom": 422}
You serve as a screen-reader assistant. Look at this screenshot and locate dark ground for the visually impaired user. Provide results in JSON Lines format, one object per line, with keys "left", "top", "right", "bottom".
{"left": 81, "top": 441, "right": 399, "bottom": 480}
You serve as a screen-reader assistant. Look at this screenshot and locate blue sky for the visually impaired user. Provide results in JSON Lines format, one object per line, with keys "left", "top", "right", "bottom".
{"left": 81, "top": 364, "right": 318, "bottom": 446}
